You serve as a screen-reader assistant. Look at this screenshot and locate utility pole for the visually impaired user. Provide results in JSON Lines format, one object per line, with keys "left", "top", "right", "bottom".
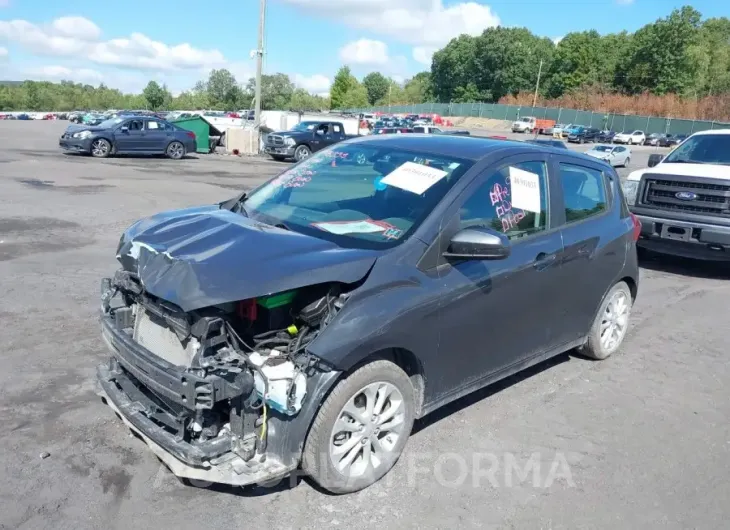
{"left": 253, "top": 0, "right": 266, "bottom": 129}
{"left": 532, "top": 59, "right": 543, "bottom": 108}
{"left": 388, "top": 83, "right": 392, "bottom": 111}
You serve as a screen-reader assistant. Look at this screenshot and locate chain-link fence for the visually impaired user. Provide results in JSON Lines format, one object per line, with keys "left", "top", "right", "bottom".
{"left": 348, "top": 103, "right": 730, "bottom": 135}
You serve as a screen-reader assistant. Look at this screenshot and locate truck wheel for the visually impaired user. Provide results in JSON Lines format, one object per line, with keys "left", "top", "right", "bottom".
{"left": 270, "top": 155, "right": 286, "bottom": 162}
{"left": 302, "top": 360, "right": 415, "bottom": 494}
{"left": 294, "top": 145, "right": 311, "bottom": 162}
{"left": 577, "top": 281, "right": 632, "bottom": 361}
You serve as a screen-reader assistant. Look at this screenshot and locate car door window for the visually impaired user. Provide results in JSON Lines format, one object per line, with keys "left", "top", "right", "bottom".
{"left": 559, "top": 163, "right": 607, "bottom": 223}
{"left": 127, "top": 119, "right": 143, "bottom": 131}
{"left": 317, "top": 124, "right": 329, "bottom": 135}
{"left": 460, "top": 160, "right": 549, "bottom": 239}
{"left": 332, "top": 124, "right": 342, "bottom": 134}
{"left": 146, "top": 120, "right": 161, "bottom": 130}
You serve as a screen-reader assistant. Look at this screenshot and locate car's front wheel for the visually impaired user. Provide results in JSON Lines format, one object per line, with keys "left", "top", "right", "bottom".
{"left": 623, "top": 157, "right": 630, "bottom": 167}
{"left": 90, "top": 138, "right": 111, "bottom": 158}
{"left": 302, "top": 360, "right": 415, "bottom": 494}
{"left": 578, "top": 281, "right": 633, "bottom": 360}
{"left": 166, "top": 141, "right": 185, "bottom": 160}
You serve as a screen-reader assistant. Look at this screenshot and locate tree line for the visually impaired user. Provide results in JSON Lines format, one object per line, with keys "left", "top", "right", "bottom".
{"left": 1, "top": 6, "right": 728, "bottom": 120}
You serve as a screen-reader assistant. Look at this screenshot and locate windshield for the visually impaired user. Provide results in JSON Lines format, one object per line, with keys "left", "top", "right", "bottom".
{"left": 292, "top": 121, "right": 318, "bottom": 132}
{"left": 663, "top": 134, "right": 730, "bottom": 165}
{"left": 593, "top": 145, "right": 613, "bottom": 152}
{"left": 242, "top": 143, "right": 474, "bottom": 249}
{"left": 98, "top": 117, "right": 125, "bottom": 128}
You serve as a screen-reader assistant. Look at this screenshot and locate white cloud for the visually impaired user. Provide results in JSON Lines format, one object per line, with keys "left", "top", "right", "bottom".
{"left": 0, "top": 0, "right": 9, "bottom": 7}
{"left": 282, "top": 0, "right": 500, "bottom": 48}
{"left": 412, "top": 46, "right": 437, "bottom": 66}
{"left": 294, "top": 73, "right": 331, "bottom": 96}
{"left": 339, "top": 39, "right": 390, "bottom": 65}
{"left": 552, "top": 36, "right": 564, "bottom": 45}
{"left": 0, "top": 46, "right": 7, "bottom": 59}
{"left": 0, "top": 17, "right": 226, "bottom": 71}
{"left": 23, "top": 65, "right": 105, "bottom": 84}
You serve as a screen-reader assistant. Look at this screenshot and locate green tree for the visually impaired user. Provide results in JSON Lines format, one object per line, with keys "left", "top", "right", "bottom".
{"left": 431, "top": 35, "right": 480, "bottom": 102}
{"left": 142, "top": 81, "right": 165, "bottom": 109}
{"left": 403, "top": 72, "right": 433, "bottom": 104}
{"left": 244, "top": 73, "right": 294, "bottom": 110}
{"left": 616, "top": 6, "right": 703, "bottom": 95}
{"left": 206, "top": 69, "right": 240, "bottom": 109}
{"left": 330, "top": 66, "right": 358, "bottom": 109}
{"left": 362, "top": 72, "right": 389, "bottom": 105}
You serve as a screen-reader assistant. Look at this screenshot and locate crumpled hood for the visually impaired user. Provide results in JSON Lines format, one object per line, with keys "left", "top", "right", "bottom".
{"left": 116, "top": 205, "right": 379, "bottom": 312}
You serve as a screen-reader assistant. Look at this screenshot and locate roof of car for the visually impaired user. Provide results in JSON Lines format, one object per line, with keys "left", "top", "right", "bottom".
{"left": 692, "top": 128, "right": 730, "bottom": 136}
{"left": 350, "top": 133, "right": 598, "bottom": 162}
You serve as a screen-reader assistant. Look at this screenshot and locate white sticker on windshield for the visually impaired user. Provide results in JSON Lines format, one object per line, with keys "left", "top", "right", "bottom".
{"left": 380, "top": 161, "right": 449, "bottom": 195}
{"left": 509, "top": 166, "right": 542, "bottom": 213}
{"left": 313, "top": 220, "right": 386, "bottom": 235}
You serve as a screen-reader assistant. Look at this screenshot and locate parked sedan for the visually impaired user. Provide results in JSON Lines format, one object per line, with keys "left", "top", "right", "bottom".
{"left": 613, "top": 130, "right": 646, "bottom": 145}
{"left": 585, "top": 144, "right": 631, "bottom": 167}
{"left": 97, "top": 134, "right": 640, "bottom": 494}
{"left": 59, "top": 115, "right": 197, "bottom": 159}
{"left": 643, "top": 133, "right": 666, "bottom": 146}
{"left": 543, "top": 123, "right": 568, "bottom": 136}
{"left": 372, "top": 127, "right": 414, "bottom": 135}
{"left": 597, "top": 130, "right": 616, "bottom": 143}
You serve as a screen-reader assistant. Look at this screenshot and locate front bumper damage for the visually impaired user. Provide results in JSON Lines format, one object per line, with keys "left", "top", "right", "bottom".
{"left": 97, "top": 275, "right": 341, "bottom": 487}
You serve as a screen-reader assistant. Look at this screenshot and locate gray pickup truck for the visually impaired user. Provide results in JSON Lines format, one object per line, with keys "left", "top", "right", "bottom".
{"left": 264, "top": 120, "right": 358, "bottom": 162}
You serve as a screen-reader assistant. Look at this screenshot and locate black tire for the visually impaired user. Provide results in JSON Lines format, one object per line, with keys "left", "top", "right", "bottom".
{"left": 90, "top": 138, "right": 111, "bottom": 158}
{"left": 294, "top": 145, "right": 311, "bottom": 162}
{"left": 577, "top": 281, "right": 632, "bottom": 361}
{"left": 166, "top": 141, "right": 185, "bottom": 160}
{"left": 624, "top": 157, "right": 630, "bottom": 168}
{"left": 302, "top": 360, "right": 415, "bottom": 494}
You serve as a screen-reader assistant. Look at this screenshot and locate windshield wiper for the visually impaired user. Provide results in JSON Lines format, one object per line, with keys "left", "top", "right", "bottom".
{"left": 221, "top": 191, "right": 248, "bottom": 215}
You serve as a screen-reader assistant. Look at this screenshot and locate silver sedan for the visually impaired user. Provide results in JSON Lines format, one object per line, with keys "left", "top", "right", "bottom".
{"left": 584, "top": 144, "right": 631, "bottom": 167}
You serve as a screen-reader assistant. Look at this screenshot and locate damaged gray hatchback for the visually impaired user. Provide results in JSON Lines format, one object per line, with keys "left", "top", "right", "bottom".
{"left": 98, "top": 134, "right": 640, "bottom": 493}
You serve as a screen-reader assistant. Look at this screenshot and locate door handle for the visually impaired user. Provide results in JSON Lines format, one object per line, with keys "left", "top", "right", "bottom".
{"left": 533, "top": 252, "right": 557, "bottom": 271}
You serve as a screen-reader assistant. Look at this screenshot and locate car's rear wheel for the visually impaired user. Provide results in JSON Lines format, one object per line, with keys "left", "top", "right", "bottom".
{"left": 624, "top": 157, "right": 630, "bottom": 167}
{"left": 302, "top": 360, "right": 415, "bottom": 494}
{"left": 90, "top": 138, "right": 111, "bottom": 158}
{"left": 294, "top": 145, "right": 311, "bottom": 162}
{"left": 578, "top": 281, "right": 632, "bottom": 360}
{"left": 166, "top": 141, "right": 185, "bottom": 160}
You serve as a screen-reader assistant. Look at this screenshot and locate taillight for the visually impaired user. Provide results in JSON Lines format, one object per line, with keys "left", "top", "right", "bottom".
{"left": 186, "top": 131, "right": 196, "bottom": 139}
{"left": 630, "top": 213, "right": 641, "bottom": 241}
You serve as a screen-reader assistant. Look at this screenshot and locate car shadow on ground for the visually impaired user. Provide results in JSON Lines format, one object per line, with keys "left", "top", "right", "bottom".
{"left": 61, "top": 152, "right": 200, "bottom": 160}
{"left": 638, "top": 250, "right": 730, "bottom": 280}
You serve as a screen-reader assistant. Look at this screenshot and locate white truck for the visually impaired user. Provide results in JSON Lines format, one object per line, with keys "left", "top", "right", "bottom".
{"left": 622, "top": 129, "right": 730, "bottom": 261}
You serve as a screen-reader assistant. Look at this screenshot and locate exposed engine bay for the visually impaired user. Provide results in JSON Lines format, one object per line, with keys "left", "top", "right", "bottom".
{"left": 100, "top": 268, "right": 349, "bottom": 470}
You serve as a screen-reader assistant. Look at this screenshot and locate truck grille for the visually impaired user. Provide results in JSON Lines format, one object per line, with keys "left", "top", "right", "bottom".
{"left": 266, "top": 135, "right": 284, "bottom": 146}
{"left": 641, "top": 177, "right": 730, "bottom": 217}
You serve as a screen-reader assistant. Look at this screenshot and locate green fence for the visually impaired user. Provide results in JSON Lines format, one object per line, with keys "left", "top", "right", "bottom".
{"left": 349, "top": 103, "right": 730, "bottom": 136}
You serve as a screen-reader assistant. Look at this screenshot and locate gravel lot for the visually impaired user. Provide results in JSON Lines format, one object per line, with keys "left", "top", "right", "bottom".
{"left": 1, "top": 121, "right": 728, "bottom": 529}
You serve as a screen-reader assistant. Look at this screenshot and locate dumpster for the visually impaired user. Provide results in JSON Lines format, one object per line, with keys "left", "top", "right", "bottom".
{"left": 171, "top": 115, "right": 222, "bottom": 154}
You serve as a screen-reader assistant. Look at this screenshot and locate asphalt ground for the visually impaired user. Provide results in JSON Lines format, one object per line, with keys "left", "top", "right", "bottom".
{"left": 1, "top": 120, "right": 728, "bottom": 530}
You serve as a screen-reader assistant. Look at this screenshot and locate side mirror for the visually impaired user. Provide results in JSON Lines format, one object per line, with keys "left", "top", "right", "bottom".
{"left": 443, "top": 227, "right": 510, "bottom": 260}
{"left": 120, "top": 126, "right": 129, "bottom": 133}
{"left": 648, "top": 153, "right": 663, "bottom": 168}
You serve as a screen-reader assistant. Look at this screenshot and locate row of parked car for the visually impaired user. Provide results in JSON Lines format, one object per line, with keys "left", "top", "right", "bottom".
{"left": 542, "top": 124, "right": 688, "bottom": 147}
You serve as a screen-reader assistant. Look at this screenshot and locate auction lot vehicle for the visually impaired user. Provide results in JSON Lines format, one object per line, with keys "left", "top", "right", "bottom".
{"left": 511, "top": 116, "right": 556, "bottom": 134}
{"left": 525, "top": 139, "right": 568, "bottom": 149}
{"left": 98, "top": 135, "right": 640, "bottom": 493}
{"left": 613, "top": 130, "right": 646, "bottom": 145}
{"left": 412, "top": 125, "right": 470, "bottom": 136}
{"left": 585, "top": 144, "right": 631, "bottom": 167}
{"left": 59, "top": 115, "right": 197, "bottom": 159}
{"left": 623, "top": 129, "right": 730, "bottom": 261}
{"left": 567, "top": 126, "right": 600, "bottom": 144}
{"left": 264, "top": 121, "right": 357, "bottom": 162}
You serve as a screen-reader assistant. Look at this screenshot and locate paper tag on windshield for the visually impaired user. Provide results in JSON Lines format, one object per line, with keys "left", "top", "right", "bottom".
{"left": 380, "top": 161, "right": 448, "bottom": 195}
{"left": 509, "top": 166, "right": 542, "bottom": 213}
{"left": 313, "top": 220, "right": 385, "bottom": 235}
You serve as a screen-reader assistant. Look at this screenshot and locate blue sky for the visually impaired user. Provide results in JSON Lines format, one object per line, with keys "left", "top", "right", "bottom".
{"left": 0, "top": 0, "right": 724, "bottom": 95}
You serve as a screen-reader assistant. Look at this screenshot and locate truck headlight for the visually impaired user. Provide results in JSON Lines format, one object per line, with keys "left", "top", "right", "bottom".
{"left": 73, "top": 130, "right": 92, "bottom": 139}
{"left": 284, "top": 137, "right": 296, "bottom": 146}
{"left": 622, "top": 180, "right": 639, "bottom": 206}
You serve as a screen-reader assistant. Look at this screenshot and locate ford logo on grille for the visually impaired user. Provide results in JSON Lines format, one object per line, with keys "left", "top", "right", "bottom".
{"left": 675, "top": 191, "right": 698, "bottom": 201}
